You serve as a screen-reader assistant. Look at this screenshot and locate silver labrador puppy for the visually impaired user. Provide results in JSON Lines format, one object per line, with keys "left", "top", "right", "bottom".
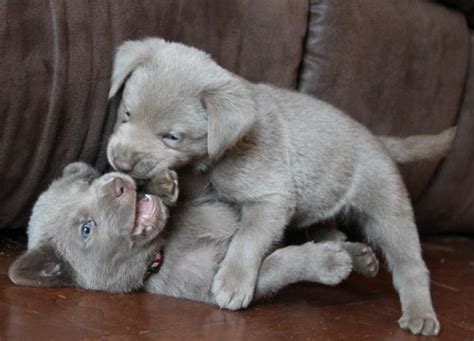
{"left": 9, "top": 162, "right": 379, "bottom": 303}
{"left": 106, "top": 38, "right": 455, "bottom": 335}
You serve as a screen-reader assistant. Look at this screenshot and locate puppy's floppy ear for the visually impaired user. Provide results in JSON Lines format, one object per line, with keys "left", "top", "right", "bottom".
{"left": 62, "top": 162, "right": 99, "bottom": 181}
{"left": 108, "top": 38, "right": 166, "bottom": 99}
{"left": 9, "top": 243, "right": 74, "bottom": 288}
{"left": 202, "top": 79, "right": 257, "bottom": 160}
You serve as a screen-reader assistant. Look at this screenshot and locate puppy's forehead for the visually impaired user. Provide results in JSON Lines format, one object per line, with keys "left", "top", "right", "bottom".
{"left": 123, "top": 68, "right": 206, "bottom": 127}
{"left": 126, "top": 66, "right": 202, "bottom": 101}
{"left": 124, "top": 44, "right": 220, "bottom": 102}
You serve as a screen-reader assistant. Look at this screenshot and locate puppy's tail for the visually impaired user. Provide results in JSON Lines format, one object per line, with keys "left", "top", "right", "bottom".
{"left": 378, "top": 126, "right": 456, "bottom": 163}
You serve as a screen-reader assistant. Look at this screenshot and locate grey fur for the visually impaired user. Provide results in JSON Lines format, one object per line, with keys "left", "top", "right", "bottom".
{"left": 106, "top": 38, "right": 449, "bottom": 335}
{"left": 9, "top": 163, "right": 379, "bottom": 306}
{"left": 379, "top": 126, "right": 456, "bottom": 163}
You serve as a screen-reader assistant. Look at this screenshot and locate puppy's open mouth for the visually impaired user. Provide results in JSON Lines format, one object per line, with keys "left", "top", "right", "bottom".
{"left": 132, "top": 194, "right": 161, "bottom": 236}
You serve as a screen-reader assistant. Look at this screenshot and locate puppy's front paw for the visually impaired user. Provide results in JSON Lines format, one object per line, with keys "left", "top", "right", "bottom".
{"left": 399, "top": 313, "right": 440, "bottom": 336}
{"left": 146, "top": 170, "right": 179, "bottom": 205}
{"left": 305, "top": 242, "right": 352, "bottom": 285}
{"left": 344, "top": 243, "right": 379, "bottom": 277}
{"left": 211, "top": 263, "right": 257, "bottom": 310}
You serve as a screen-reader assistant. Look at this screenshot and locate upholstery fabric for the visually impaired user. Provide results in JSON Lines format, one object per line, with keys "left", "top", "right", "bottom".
{"left": 416, "top": 33, "right": 474, "bottom": 234}
{"left": 440, "top": 0, "right": 474, "bottom": 27}
{"left": 0, "top": 0, "right": 472, "bottom": 233}
{"left": 298, "top": 0, "right": 471, "bottom": 232}
{"left": 0, "top": 0, "right": 308, "bottom": 230}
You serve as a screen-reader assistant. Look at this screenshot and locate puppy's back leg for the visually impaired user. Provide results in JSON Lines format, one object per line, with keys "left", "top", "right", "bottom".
{"left": 352, "top": 166, "right": 439, "bottom": 336}
{"left": 254, "top": 242, "right": 352, "bottom": 299}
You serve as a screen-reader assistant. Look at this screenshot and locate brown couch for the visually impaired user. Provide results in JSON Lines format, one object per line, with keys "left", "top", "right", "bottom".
{"left": 1, "top": 0, "right": 473, "bottom": 234}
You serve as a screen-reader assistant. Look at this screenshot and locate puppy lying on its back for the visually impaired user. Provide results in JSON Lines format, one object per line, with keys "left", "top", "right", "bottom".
{"left": 9, "top": 162, "right": 379, "bottom": 302}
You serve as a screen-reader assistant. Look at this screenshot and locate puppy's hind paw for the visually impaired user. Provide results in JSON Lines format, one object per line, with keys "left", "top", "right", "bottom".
{"left": 344, "top": 242, "right": 379, "bottom": 278}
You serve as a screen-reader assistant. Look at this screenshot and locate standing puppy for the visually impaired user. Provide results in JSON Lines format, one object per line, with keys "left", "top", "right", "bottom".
{"left": 107, "top": 38, "right": 445, "bottom": 336}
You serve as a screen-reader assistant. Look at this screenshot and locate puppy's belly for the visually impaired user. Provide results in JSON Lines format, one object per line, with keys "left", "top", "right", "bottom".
{"left": 290, "top": 174, "right": 355, "bottom": 228}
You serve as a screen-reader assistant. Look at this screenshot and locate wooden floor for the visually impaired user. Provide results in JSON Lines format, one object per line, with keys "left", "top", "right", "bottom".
{"left": 0, "top": 231, "right": 473, "bottom": 340}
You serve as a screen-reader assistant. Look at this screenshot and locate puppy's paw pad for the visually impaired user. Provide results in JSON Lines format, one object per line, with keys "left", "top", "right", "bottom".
{"left": 398, "top": 314, "right": 440, "bottom": 336}
{"left": 148, "top": 170, "right": 179, "bottom": 205}
{"left": 162, "top": 169, "right": 178, "bottom": 184}
{"left": 212, "top": 266, "right": 255, "bottom": 310}
{"left": 346, "top": 243, "right": 379, "bottom": 277}
{"left": 161, "top": 172, "right": 179, "bottom": 204}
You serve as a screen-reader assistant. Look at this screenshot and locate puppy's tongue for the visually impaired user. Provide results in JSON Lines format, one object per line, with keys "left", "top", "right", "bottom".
{"left": 135, "top": 194, "right": 160, "bottom": 226}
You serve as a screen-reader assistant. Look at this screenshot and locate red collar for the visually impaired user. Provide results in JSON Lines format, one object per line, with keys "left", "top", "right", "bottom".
{"left": 143, "top": 249, "right": 163, "bottom": 282}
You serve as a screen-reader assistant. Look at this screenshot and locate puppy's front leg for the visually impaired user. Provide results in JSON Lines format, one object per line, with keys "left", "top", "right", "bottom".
{"left": 211, "top": 199, "right": 291, "bottom": 310}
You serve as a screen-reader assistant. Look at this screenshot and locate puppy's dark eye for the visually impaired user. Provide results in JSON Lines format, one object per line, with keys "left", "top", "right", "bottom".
{"left": 81, "top": 220, "right": 95, "bottom": 239}
{"left": 125, "top": 111, "right": 131, "bottom": 117}
{"left": 162, "top": 133, "right": 180, "bottom": 141}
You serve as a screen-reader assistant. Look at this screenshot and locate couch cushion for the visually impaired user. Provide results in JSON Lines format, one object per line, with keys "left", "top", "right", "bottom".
{"left": 0, "top": 0, "right": 308, "bottom": 230}
{"left": 439, "top": 0, "right": 474, "bottom": 27}
{"left": 298, "top": 0, "right": 470, "bottom": 232}
{"left": 416, "top": 33, "right": 474, "bottom": 234}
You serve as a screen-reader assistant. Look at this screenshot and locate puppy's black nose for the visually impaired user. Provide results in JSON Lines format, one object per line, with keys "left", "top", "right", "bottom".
{"left": 114, "top": 158, "right": 135, "bottom": 172}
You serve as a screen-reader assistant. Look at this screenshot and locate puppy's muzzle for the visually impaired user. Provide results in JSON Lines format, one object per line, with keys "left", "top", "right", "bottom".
{"left": 113, "top": 157, "right": 137, "bottom": 173}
